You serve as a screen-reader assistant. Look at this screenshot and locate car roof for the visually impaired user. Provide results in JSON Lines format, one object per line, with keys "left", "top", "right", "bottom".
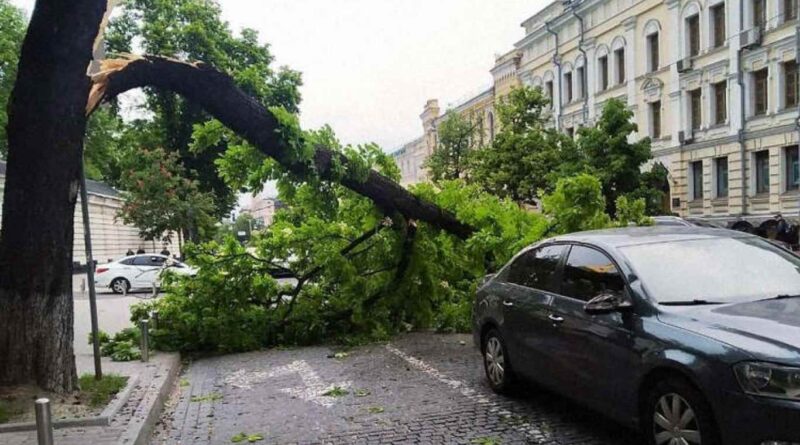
{"left": 547, "top": 226, "right": 755, "bottom": 249}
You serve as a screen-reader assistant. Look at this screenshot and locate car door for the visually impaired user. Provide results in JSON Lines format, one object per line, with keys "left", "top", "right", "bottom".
{"left": 544, "top": 244, "right": 640, "bottom": 419}
{"left": 131, "top": 255, "right": 166, "bottom": 288}
{"left": 498, "top": 244, "right": 568, "bottom": 384}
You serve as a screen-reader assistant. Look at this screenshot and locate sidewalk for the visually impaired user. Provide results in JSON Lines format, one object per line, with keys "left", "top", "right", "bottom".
{"left": 0, "top": 353, "right": 180, "bottom": 445}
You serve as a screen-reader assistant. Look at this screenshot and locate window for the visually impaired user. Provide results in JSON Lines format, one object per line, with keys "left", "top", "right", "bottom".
{"left": 691, "top": 161, "right": 704, "bottom": 200}
{"left": 754, "top": 68, "right": 769, "bottom": 115}
{"left": 647, "top": 33, "right": 659, "bottom": 72}
{"left": 561, "top": 246, "right": 625, "bottom": 302}
{"left": 687, "top": 14, "right": 700, "bottom": 57}
{"left": 565, "top": 127, "right": 575, "bottom": 138}
{"left": 785, "top": 60, "right": 798, "bottom": 108}
{"left": 614, "top": 48, "right": 626, "bottom": 84}
{"left": 599, "top": 56, "right": 609, "bottom": 90}
{"left": 577, "top": 66, "right": 585, "bottom": 99}
{"left": 650, "top": 101, "right": 661, "bottom": 138}
{"left": 754, "top": 0, "right": 766, "bottom": 28}
{"left": 690, "top": 89, "right": 702, "bottom": 130}
{"left": 504, "top": 245, "right": 567, "bottom": 292}
{"left": 713, "top": 81, "right": 727, "bottom": 124}
{"left": 786, "top": 0, "right": 798, "bottom": 21}
{"left": 712, "top": 4, "right": 726, "bottom": 48}
{"left": 132, "top": 256, "right": 166, "bottom": 267}
{"left": 755, "top": 150, "right": 770, "bottom": 194}
{"left": 785, "top": 145, "right": 799, "bottom": 191}
{"left": 564, "top": 71, "right": 573, "bottom": 103}
{"left": 715, "top": 157, "right": 729, "bottom": 197}
{"left": 545, "top": 80, "right": 554, "bottom": 108}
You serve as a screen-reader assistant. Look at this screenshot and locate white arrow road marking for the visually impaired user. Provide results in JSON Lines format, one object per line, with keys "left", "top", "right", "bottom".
{"left": 223, "top": 360, "right": 351, "bottom": 408}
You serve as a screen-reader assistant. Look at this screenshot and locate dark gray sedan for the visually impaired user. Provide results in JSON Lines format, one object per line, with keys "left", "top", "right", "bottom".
{"left": 473, "top": 227, "right": 800, "bottom": 445}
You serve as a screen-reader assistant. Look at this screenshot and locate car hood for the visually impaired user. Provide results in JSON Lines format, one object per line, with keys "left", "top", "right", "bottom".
{"left": 658, "top": 298, "right": 800, "bottom": 365}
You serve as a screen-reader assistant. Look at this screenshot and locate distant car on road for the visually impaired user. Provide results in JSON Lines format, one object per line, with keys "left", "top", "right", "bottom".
{"left": 474, "top": 227, "right": 800, "bottom": 445}
{"left": 95, "top": 254, "right": 197, "bottom": 294}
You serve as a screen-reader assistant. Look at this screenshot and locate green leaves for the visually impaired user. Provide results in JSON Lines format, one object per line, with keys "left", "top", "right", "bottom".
{"left": 322, "top": 386, "right": 349, "bottom": 397}
{"left": 0, "top": 0, "right": 26, "bottom": 158}
{"left": 230, "top": 432, "right": 264, "bottom": 443}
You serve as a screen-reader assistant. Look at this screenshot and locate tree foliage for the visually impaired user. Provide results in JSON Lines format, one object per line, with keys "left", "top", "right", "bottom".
{"left": 470, "top": 86, "right": 582, "bottom": 205}
{"left": 107, "top": 0, "right": 303, "bottom": 218}
{"left": 0, "top": 0, "right": 25, "bottom": 157}
{"left": 132, "top": 128, "right": 548, "bottom": 352}
{"left": 117, "top": 147, "right": 217, "bottom": 244}
{"left": 577, "top": 99, "right": 654, "bottom": 216}
{"left": 424, "top": 111, "right": 477, "bottom": 182}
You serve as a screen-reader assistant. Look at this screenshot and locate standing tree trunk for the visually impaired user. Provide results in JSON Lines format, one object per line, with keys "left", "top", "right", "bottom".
{"left": 0, "top": 0, "right": 108, "bottom": 392}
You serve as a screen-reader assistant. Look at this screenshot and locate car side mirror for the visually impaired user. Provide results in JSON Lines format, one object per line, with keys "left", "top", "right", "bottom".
{"left": 584, "top": 291, "right": 633, "bottom": 315}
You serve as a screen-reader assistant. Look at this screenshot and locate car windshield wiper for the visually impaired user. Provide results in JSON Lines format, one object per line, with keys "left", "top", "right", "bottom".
{"left": 659, "top": 299, "right": 725, "bottom": 306}
{"left": 758, "top": 294, "right": 800, "bottom": 302}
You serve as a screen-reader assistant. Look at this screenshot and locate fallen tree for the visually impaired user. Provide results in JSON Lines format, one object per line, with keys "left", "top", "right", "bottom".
{"left": 88, "top": 56, "right": 474, "bottom": 240}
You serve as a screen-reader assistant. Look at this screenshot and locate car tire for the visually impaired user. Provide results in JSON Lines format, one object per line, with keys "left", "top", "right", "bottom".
{"left": 482, "top": 328, "right": 515, "bottom": 394}
{"left": 110, "top": 278, "right": 130, "bottom": 295}
{"left": 643, "top": 376, "right": 721, "bottom": 445}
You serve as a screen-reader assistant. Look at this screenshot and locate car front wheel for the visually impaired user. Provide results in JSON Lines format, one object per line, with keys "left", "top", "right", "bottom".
{"left": 644, "top": 377, "right": 721, "bottom": 445}
{"left": 482, "top": 328, "right": 515, "bottom": 393}
{"left": 110, "top": 277, "right": 130, "bottom": 294}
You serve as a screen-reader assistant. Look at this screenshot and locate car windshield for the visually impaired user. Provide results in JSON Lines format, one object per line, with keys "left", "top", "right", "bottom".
{"left": 619, "top": 236, "right": 800, "bottom": 304}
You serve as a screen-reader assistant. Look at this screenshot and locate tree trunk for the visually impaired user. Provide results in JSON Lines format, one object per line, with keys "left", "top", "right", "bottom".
{"left": 89, "top": 56, "right": 474, "bottom": 239}
{"left": 0, "top": 0, "right": 108, "bottom": 392}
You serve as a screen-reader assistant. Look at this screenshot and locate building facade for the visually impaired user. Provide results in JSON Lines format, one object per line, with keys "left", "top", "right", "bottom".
{"left": 244, "top": 192, "right": 285, "bottom": 228}
{"left": 0, "top": 162, "right": 159, "bottom": 265}
{"left": 393, "top": 0, "right": 800, "bottom": 226}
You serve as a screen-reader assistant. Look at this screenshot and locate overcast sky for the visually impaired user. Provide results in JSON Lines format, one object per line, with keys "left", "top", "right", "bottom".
{"left": 11, "top": 0, "right": 545, "bottom": 152}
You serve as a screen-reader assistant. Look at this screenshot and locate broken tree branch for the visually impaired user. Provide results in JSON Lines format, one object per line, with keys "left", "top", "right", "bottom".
{"left": 88, "top": 56, "right": 474, "bottom": 239}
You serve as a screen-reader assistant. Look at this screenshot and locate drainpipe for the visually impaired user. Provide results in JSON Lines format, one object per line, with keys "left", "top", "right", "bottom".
{"left": 545, "top": 20, "right": 562, "bottom": 130}
{"left": 737, "top": 0, "right": 747, "bottom": 216}
{"left": 571, "top": 6, "right": 589, "bottom": 125}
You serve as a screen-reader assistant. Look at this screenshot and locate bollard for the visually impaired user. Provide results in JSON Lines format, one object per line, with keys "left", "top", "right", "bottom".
{"left": 151, "top": 282, "right": 158, "bottom": 299}
{"left": 151, "top": 311, "right": 160, "bottom": 330}
{"left": 140, "top": 320, "right": 150, "bottom": 362}
{"left": 34, "top": 398, "right": 54, "bottom": 445}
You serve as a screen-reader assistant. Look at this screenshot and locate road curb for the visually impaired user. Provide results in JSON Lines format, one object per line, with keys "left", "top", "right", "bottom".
{"left": 120, "top": 352, "right": 182, "bottom": 445}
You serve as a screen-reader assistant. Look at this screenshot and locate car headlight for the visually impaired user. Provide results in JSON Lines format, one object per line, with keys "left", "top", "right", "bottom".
{"left": 734, "top": 362, "right": 800, "bottom": 401}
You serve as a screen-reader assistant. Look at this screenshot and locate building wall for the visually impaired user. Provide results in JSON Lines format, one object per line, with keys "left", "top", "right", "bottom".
{"left": 394, "top": 0, "right": 800, "bottom": 224}
{"left": 0, "top": 178, "right": 155, "bottom": 265}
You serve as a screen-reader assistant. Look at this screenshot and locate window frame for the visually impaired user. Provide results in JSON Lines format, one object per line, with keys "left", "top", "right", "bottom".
{"left": 650, "top": 101, "right": 662, "bottom": 139}
{"left": 598, "top": 55, "right": 609, "bottom": 91}
{"left": 614, "top": 48, "right": 626, "bottom": 84}
{"left": 786, "top": 0, "right": 798, "bottom": 21}
{"left": 715, "top": 156, "right": 729, "bottom": 198}
{"left": 687, "top": 14, "right": 701, "bottom": 57}
{"left": 753, "top": 0, "right": 766, "bottom": 29}
{"left": 784, "top": 60, "right": 798, "bottom": 109}
{"left": 755, "top": 150, "right": 771, "bottom": 195}
{"left": 691, "top": 160, "right": 704, "bottom": 200}
{"left": 576, "top": 66, "right": 586, "bottom": 99}
{"left": 785, "top": 145, "right": 800, "bottom": 191}
{"left": 690, "top": 88, "right": 703, "bottom": 130}
{"left": 753, "top": 68, "right": 769, "bottom": 116}
{"left": 647, "top": 33, "right": 659, "bottom": 72}
{"left": 564, "top": 71, "right": 574, "bottom": 103}
{"left": 712, "top": 3, "right": 726, "bottom": 48}
{"left": 713, "top": 80, "right": 727, "bottom": 125}
{"left": 558, "top": 243, "right": 630, "bottom": 304}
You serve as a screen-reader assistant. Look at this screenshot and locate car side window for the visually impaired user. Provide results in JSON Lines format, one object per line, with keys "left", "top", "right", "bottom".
{"left": 132, "top": 256, "right": 151, "bottom": 266}
{"left": 561, "top": 245, "right": 625, "bottom": 302}
{"left": 120, "top": 258, "right": 136, "bottom": 266}
{"left": 505, "top": 245, "right": 567, "bottom": 292}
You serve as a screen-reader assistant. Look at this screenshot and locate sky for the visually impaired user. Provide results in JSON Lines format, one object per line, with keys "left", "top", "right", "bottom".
{"left": 10, "top": 0, "right": 547, "bottom": 202}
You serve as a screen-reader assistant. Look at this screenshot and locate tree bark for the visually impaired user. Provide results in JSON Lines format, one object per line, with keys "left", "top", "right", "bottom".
{"left": 89, "top": 56, "right": 474, "bottom": 239}
{"left": 0, "top": 0, "right": 108, "bottom": 392}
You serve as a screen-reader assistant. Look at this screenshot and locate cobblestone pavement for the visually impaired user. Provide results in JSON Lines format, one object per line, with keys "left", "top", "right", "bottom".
{"left": 151, "top": 333, "right": 640, "bottom": 445}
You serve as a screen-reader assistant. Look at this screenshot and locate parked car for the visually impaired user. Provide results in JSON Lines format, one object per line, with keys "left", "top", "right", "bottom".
{"left": 95, "top": 254, "right": 197, "bottom": 294}
{"left": 474, "top": 226, "right": 800, "bottom": 445}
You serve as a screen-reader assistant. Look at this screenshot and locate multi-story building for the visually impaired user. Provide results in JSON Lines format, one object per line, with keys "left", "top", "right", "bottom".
{"left": 394, "top": 0, "right": 800, "bottom": 228}
{"left": 244, "top": 192, "right": 285, "bottom": 228}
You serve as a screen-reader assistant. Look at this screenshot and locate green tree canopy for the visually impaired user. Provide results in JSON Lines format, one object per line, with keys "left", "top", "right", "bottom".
{"left": 107, "top": 0, "right": 303, "bottom": 218}
{"left": 0, "top": 0, "right": 26, "bottom": 157}
{"left": 470, "top": 86, "right": 582, "bottom": 205}
{"left": 577, "top": 99, "right": 653, "bottom": 215}
{"left": 117, "top": 146, "right": 217, "bottom": 245}
{"left": 424, "top": 111, "right": 477, "bottom": 182}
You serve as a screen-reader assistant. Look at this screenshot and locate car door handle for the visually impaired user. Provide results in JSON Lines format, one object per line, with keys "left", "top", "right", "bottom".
{"left": 548, "top": 314, "right": 565, "bottom": 324}
{"left": 502, "top": 300, "right": 514, "bottom": 307}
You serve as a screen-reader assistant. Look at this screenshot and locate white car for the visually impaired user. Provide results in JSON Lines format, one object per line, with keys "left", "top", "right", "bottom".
{"left": 95, "top": 254, "right": 197, "bottom": 294}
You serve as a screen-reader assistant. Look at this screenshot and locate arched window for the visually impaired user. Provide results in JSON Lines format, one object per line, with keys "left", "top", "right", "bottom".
{"left": 562, "top": 61, "right": 574, "bottom": 104}
{"left": 610, "top": 37, "right": 626, "bottom": 84}
{"left": 595, "top": 44, "right": 610, "bottom": 91}
{"left": 575, "top": 55, "right": 586, "bottom": 99}
{"left": 487, "top": 111, "right": 495, "bottom": 141}
{"left": 681, "top": 2, "right": 703, "bottom": 58}
{"left": 543, "top": 70, "right": 555, "bottom": 108}
{"left": 643, "top": 20, "right": 661, "bottom": 73}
